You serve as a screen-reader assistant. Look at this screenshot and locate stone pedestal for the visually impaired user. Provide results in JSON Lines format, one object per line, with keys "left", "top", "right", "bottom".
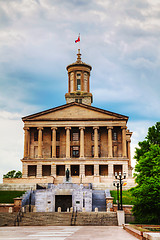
{"left": 117, "top": 210, "right": 125, "bottom": 226}
{"left": 14, "top": 197, "right": 22, "bottom": 212}
{"left": 106, "top": 197, "right": 114, "bottom": 212}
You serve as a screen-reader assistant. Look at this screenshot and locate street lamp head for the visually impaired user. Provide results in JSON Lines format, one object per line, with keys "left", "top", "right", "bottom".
{"left": 113, "top": 180, "right": 115, "bottom": 186}
{"left": 119, "top": 172, "right": 121, "bottom": 177}
{"left": 124, "top": 172, "right": 126, "bottom": 179}
{"left": 115, "top": 172, "right": 117, "bottom": 179}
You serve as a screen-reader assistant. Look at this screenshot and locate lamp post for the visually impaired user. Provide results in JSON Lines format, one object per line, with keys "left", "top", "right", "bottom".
{"left": 113, "top": 171, "right": 126, "bottom": 210}
{"left": 113, "top": 180, "right": 120, "bottom": 210}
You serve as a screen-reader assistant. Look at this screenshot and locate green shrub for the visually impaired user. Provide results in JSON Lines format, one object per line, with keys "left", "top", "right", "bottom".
{"left": 0, "top": 191, "right": 25, "bottom": 203}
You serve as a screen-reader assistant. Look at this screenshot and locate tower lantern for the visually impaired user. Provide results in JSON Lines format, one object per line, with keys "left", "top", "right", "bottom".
{"left": 65, "top": 49, "right": 93, "bottom": 105}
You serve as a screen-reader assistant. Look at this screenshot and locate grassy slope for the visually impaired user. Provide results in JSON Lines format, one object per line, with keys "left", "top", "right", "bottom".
{"left": 0, "top": 191, "right": 26, "bottom": 203}
{"left": 110, "top": 190, "right": 135, "bottom": 205}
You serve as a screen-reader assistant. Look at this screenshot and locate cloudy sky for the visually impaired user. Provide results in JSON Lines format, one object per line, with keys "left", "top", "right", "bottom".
{"left": 0, "top": 0, "right": 160, "bottom": 182}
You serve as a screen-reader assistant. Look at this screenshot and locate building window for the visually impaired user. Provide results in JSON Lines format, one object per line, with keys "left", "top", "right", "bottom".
{"left": 34, "top": 130, "right": 38, "bottom": 141}
{"left": 42, "top": 165, "right": 51, "bottom": 176}
{"left": 28, "top": 165, "right": 37, "bottom": 177}
{"left": 56, "top": 146, "right": 60, "bottom": 158}
{"left": 92, "top": 146, "right": 101, "bottom": 157}
{"left": 56, "top": 132, "right": 60, "bottom": 141}
{"left": 113, "top": 132, "right": 117, "bottom": 141}
{"left": 114, "top": 165, "right": 122, "bottom": 175}
{"left": 91, "top": 132, "right": 101, "bottom": 141}
{"left": 85, "top": 165, "right": 94, "bottom": 176}
{"left": 72, "top": 146, "right": 79, "bottom": 158}
{"left": 99, "top": 165, "right": 108, "bottom": 176}
{"left": 77, "top": 73, "right": 81, "bottom": 90}
{"left": 34, "top": 146, "right": 38, "bottom": 158}
{"left": 79, "top": 99, "right": 82, "bottom": 104}
{"left": 56, "top": 165, "right": 65, "bottom": 176}
{"left": 72, "top": 132, "right": 79, "bottom": 141}
{"left": 71, "top": 165, "right": 79, "bottom": 176}
{"left": 75, "top": 99, "right": 78, "bottom": 103}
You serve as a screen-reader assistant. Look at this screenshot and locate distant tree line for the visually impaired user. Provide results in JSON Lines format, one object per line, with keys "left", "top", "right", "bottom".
{"left": 3, "top": 170, "right": 22, "bottom": 178}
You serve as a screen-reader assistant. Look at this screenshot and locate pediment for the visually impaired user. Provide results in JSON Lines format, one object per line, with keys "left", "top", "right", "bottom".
{"left": 22, "top": 103, "right": 128, "bottom": 121}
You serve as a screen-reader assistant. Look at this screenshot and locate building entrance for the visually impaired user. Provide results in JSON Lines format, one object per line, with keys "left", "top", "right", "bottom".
{"left": 55, "top": 195, "right": 72, "bottom": 212}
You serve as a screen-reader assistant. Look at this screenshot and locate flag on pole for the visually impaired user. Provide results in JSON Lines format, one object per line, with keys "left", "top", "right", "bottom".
{"left": 75, "top": 34, "right": 80, "bottom": 43}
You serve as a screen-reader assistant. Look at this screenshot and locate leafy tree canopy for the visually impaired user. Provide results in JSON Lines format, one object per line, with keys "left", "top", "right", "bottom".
{"left": 130, "top": 122, "right": 160, "bottom": 224}
{"left": 3, "top": 170, "right": 22, "bottom": 179}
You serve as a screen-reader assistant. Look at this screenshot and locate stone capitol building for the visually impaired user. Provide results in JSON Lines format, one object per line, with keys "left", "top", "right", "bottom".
{"left": 19, "top": 49, "right": 134, "bottom": 189}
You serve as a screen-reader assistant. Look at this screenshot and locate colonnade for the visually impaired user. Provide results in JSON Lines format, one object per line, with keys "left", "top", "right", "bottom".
{"left": 23, "top": 126, "right": 128, "bottom": 159}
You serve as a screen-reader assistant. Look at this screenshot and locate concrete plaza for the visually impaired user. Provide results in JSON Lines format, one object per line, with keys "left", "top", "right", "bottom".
{"left": 0, "top": 226, "right": 137, "bottom": 240}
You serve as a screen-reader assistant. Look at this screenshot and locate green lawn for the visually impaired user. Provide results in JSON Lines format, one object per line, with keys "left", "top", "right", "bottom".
{"left": 0, "top": 191, "right": 26, "bottom": 203}
{"left": 110, "top": 190, "right": 135, "bottom": 205}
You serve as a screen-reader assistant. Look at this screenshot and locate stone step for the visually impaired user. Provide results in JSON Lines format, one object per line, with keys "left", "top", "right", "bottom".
{"left": 0, "top": 213, "right": 17, "bottom": 227}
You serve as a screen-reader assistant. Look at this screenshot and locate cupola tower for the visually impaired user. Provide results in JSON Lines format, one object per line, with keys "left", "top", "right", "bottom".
{"left": 65, "top": 49, "right": 93, "bottom": 105}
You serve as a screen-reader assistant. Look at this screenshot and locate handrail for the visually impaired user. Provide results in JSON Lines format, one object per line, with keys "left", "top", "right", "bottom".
{"left": 74, "top": 209, "right": 77, "bottom": 226}
{"left": 71, "top": 209, "right": 74, "bottom": 226}
{"left": 14, "top": 206, "right": 25, "bottom": 226}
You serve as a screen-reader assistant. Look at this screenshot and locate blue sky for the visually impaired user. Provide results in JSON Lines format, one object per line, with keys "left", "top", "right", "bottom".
{"left": 0, "top": 0, "right": 160, "bottom": 181}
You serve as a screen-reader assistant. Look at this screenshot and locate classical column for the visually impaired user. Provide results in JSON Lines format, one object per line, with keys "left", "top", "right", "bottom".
{"left": 127, "top": 140, "right": 131, "bottom": 167}
{"left": 93, "top": 127, "right": 99, "bottom": 158}
{"left": 107, "top": 127, "right": 113, "bottom": 157}
{"left": 79, "top": 127, "right": 85, "bottom": 158}
{"left": 23, "top": 127, "right": 29, "bottom": 158}
{"left": 51, "top": 127, "right": 57, "bottom": 158}
{"left": 37, "top": 164, "right": 42, "bottom": 177}
{"left": 37, "top": 127, "right": 43, "bottom": 158}
{"left": 81, "top": 71, "right": 84, "bottom": 91}
{"left": 68, "top": 73, "right": 70, "bottom": 92}
{"left": 65, "top": 127, "right": 71, "bottom": 158}
{"left": 28, "top": 129, "right": 30, "bottom": 158}
{"left": 121, "top": 127, "right": 127, "bottom": 157}
{"left": 74, "top": 71, "right": 76, "bottom": 91}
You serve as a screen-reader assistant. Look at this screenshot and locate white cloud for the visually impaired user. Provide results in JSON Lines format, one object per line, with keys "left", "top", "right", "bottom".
{"left": 0, "top": 0, "right": 160, "bottom": 181}
{"left": 0, "top": 112, "right": 23, "bottom": 183}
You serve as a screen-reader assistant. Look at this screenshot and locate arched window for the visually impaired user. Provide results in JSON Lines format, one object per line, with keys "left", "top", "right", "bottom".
{"left": 76, "top": 72, "right": 81, "bottom": 90}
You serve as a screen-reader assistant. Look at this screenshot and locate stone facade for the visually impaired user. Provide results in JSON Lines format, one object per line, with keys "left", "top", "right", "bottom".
{"left": 5, "top": 49, "right": 134, "bottom": 188}
{"left": 35, "top": 183, "right": 92, "bottom": 212}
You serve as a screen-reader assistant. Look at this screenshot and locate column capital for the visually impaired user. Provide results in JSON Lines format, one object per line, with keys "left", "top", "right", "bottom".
{"left": 107, "top": 126, "right": 113, "bottom": 130}
{"left": 51, "top": 127, "right": 57, "bottom": 130}
{"left": 121, "top": 126, "right": 127, "bottom": 129}
{"left": 65, "top": 126, "right": 71, "bottom": 130}
{"left": 37, "top": 127, "right": 44, "bottom": 130}
{"left": 93, "top": 126, "right": 99, "bottom": 130}
{"left": 23, "top": 127, "right": 29, "bottom": 131}
{"left": 79, "top": 126, "right": 85, "bottom": 130}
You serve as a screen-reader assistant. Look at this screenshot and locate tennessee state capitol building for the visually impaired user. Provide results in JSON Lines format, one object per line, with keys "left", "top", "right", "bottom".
{"left": 17, "top": 49, "right": 134, "bottom": 189}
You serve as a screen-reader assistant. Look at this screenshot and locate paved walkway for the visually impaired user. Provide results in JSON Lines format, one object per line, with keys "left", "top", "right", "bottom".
{"left": 0, "top": 226, "right": 137, "bottom": 240}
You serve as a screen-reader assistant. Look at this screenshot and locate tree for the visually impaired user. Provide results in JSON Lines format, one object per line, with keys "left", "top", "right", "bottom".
{"left": 130, "top": 122, "right": 160, "bottom": 224}
{"left": 3, "top": 170, "right": 22, "bottom": 178}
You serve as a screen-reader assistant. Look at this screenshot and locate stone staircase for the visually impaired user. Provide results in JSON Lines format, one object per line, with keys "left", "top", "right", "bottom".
{"left": 92, "top": 190, "right": 106, "bottom": 211}
{"left": 0, "top": 212, "right": 118, "bottom": 226}
{"left": 75, "top": 212, "right": 118, "bottom": 226}
{"left": 20, "top": 212, "right": 72, "bottom": 226}
{"left": 0, "top": 213, "right": 17, "bottom": 227}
